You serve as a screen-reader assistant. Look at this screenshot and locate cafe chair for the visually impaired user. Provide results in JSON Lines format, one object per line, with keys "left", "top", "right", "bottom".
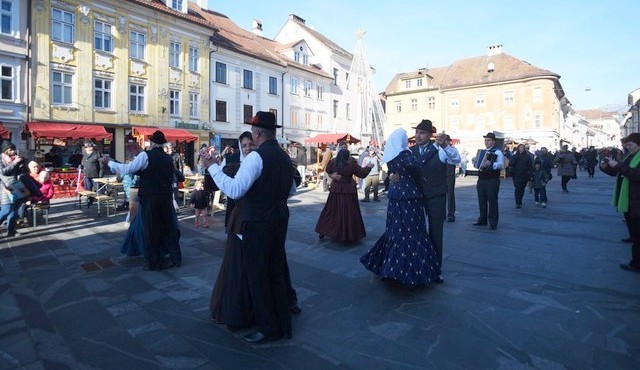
{"left": 32, "top": 202, "right": 50, "bottom": 227}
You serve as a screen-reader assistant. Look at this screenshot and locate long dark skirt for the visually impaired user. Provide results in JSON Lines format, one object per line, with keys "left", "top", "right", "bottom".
{"left": 315, "top": 191, "right": 366, "bottom": 243}
{"left": 360, "top": 198, "right": 439, "bottom": 285}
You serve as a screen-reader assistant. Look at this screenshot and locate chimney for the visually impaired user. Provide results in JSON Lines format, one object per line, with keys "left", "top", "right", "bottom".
{"left": 289, "top": 14, "right": 306, "bottom": 25}
{"left": 487, "top": 44, "right": 503, "bottom": 56}
{"left": 252, "top": 19, "right": 263, "bottom": 36}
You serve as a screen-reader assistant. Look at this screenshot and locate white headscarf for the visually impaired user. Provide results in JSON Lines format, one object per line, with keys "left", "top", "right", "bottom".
{"left": 382, "top": 128, "right": 408, "bottom": 164}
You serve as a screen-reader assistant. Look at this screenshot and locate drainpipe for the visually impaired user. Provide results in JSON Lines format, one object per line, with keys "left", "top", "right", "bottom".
{"left": 208, "top": 31, "right": 219, "bottom": 127}
{"left": 281, "top": 67, "right": 287, "bottom": 138}
{"left": 26, "top": 0, "right": 32, "bottom": 125}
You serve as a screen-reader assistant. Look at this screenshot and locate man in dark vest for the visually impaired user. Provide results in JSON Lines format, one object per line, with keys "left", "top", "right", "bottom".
{"left": 472, "top": 132, "right": 505, "bottom": 230}
{"left": 102, "top": 131, "right": 182, "bottom": 270}
{"left": 409, "top": 120, "right": 460, "bottom": 283}
{"left": 202, "top": 111, "right": 297, "bottom": 343}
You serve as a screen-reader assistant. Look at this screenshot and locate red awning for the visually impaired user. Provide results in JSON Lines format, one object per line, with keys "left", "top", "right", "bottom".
{"left": 305, "top": 133, "right": 360, "bottom": 145}
{"left": 133, "top": 127, "right": 197, "bottom": 143}
{"left": 0, "top": 123, "right": 9, "bottom": 139}
{"left": 27, "top": 122, "right": 112, "bottom": 140}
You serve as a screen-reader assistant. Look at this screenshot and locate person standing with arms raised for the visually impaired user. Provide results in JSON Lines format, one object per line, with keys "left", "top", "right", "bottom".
{"left": 202, "top": 111, "right": 297, "bottom": 343}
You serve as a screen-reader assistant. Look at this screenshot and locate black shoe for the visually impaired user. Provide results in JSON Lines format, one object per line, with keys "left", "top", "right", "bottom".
{"left": 243, "top": 331, "right": 282, "bottom": 343}
{"left": 472, "top": 222, "right": 487, "bottom": 226}
{"left": 516, "top": 204, "right": 522, "bottom": 209}
{"left": 373, "top": 198, "right": 380, "bottom": 202}
{"left": 490, "top": 225, "right": 497, "bottom": 230}
{"left": 289, "top": 304, "right": 302, "bottom": 314}
{"left": 447, "top": 216, "right": 455, "bottom": 222}
{"left": 619, "top": 263, "right": 640, "bottom": 273}
{"left": 361, "top": 198, "right": 370, "bottom": 202}
{"left": 434, "top": 276, "right": 445, "bottom": 284}
{"left": 621, "top": 237, "right": 633, "bottom": 243}
{"left": 318, "top": 234, "right": 324, "bottom": 240}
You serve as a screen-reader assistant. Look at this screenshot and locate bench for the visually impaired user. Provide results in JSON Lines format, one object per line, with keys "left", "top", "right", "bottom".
{"left": 179, "top": 187, "right": 194, "bottom": 207}
{"left": 32, "top": 203, "right": 50, "bottom": 227}
{"left": 94, "top": 195, "right": 116, "bottom": 216}
{"left": 77, "top": 190, "right": 97, "bottom": 208}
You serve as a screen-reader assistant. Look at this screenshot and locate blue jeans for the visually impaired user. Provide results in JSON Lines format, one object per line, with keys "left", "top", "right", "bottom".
{"left": 84, "top": 177, "right": 95, "bottom": 204}
{"left": 0, "top": 202, "right": 22, "bottom": 235}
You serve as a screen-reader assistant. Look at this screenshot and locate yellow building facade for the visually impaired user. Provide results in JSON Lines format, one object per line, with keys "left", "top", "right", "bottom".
{"left": 30, "top": 0, "right": 212, "bottom": 162}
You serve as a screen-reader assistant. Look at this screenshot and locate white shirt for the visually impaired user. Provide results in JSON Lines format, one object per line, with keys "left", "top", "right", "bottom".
{"left": 487, "top": 146, "right": 505, "bottom": 170}
{"left": 419, "top": 143, "right": 462, "bottom": 165}
{"left": 207, "top": 151, "right": 297, "bottom": 200}
{"left": 107, "top": 151, "right": 149, "bottom": 175}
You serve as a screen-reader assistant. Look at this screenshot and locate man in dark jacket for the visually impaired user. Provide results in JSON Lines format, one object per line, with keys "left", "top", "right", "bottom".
{"left": 81, "top": 141, "right": 101, "bottom": 207}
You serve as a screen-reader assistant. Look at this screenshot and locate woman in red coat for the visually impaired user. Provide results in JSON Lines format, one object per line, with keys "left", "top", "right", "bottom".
{"left": 315, "top": 148, "right": 373, "bottom": 243}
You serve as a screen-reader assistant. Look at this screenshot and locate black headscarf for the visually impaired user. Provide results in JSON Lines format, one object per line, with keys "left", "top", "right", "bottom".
{"left": 336, "top": 149, "right": 350, "bottom": 171}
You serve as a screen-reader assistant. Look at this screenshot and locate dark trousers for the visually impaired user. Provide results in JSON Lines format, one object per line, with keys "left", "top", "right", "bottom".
{"left": 477, "top": 177, "right": 500, "bottom": 226}
{"left": 364, "top": 174, "right": 380, "bottom": 200}
{"left": 625, "top": 212, "right": 640, "bottom": 268}
{"left": 587, "top": 165, "right": 596, "bottom": 177}
{"left": 421, "top": 195, "right": 445, "bottom": 274}
{"left": 561, "top": 176, "right": 571, "bottom": 191}
{"left": 446, "top": 175, "right": 456, "bottom": 218}
{"left": 140, "top": 194, "right": 182, "bottom": 268}
{"left": 243, "top": 219, "right": 291, "bottom": 337}
{"left": 84, "top": 177, "right": 95, "bottom": 204}
{"left": 533, "top": 187, "right": 547, "bottom": 203}
{"left": 514, "top": 182, "right": 527, "bottom": 206}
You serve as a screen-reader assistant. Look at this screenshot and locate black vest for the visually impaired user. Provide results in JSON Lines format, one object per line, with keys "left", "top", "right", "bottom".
{"left": 243, "top": 139, "right": 293, "bottom": 221}
{"left": 412, "top": 144, "right": 447, "bottom": 198}
{"left": 478, "top": 147, "right": 501, "bottom": 180}
{"left": 138, "top": 147, "right": 174, "bottom": 196}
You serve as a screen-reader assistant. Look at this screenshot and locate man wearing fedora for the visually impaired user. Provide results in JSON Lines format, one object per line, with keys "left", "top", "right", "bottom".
{"left": 102, "top": 130, "right": 182, "bottom": 270}
{"left": 202, "top": 111, "right": 298, "bottom": 343}
{"left": 406, "top": 119, "right": 460, "bottom": 283}
{"left": 472, "top": 132, "right": 504, "bottom": 230}
{"left": 81, "top": 141, "right": 101, "bottom": 207}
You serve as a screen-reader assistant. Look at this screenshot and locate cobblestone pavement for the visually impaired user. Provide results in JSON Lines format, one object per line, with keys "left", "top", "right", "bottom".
{"left": 1, "top": 172, "right": 639, "bottom": 369}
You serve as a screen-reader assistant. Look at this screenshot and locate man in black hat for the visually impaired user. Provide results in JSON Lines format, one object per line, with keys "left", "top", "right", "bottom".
{"left": 81, "top": 141, "right": 101, "bottom": 207}
{"left": 102, "top": 130, "right": 182, "bottom": 270}
{"left": 444, "top": 135, "right": 460, "bottom": 222}
{"left": 402, "top": 119, "right": 460, "bottom": 283}
{"left": 472, "top": 132, "right": 504, "bottom": 230}
{"left": 202, "top": 111, "right": 298, "bottom": 343}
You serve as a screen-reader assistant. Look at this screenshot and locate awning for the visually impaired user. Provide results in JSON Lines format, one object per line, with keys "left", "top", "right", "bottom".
{"left": 26, "top": 122, "right": 112, "bottom": 140}
{"left": 305, "top": 133, "right": 360, "bottom": 145}
{"left": 133, "top": 127, "right": 197, "bottom": 143}
{"left": 0, "top": 123, "right": 9, "bottom": 139}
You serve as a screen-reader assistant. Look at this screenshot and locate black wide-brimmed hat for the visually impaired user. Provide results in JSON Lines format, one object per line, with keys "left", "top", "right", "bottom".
{"left": 149, "top": 130, "right": 167, "bottom": 144}
{"left": 245, "top": 111, "right": 282, "bottom": 129}
{"left": 412, "top": 119, "right": 436, "bottom": 133}
{"left": 483, "top": 132, "right": 497, "bottom": 140}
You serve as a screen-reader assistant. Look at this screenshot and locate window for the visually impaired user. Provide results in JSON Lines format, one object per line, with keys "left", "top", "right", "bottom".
{"left": 52, "top": 71, "right": 72, "bottom": 105}
{"left": 302, "top": 54, "right": 308, "bottom": 66}
{"left": 129, "top": 31, "right": 146, "bottom": 60}
{"left": 215, "top": 62, "right": 227, "bottom": 84}
{"left": 417, "top": 78, "right": 423, "bottom": 87}
{"left": 410, "top": 99, "right": 417, "bottom": 111}
{"left": 533, "top": 87, "right": 542, "bottom": 103}
{"left": 304, "top": 80, "right": 312, "bottom": 97}
{"left": 269, "top": 109, "right": 278, "bottom": 123}
{"left": 534, "top": 114, "right": 542, "bottom": 128}
{"left": 94, "top": 20, "right": 113, "bottom": 52}
{"left": 243, "top": 69, "right": 253, "bottom": 90}
{"left": 317, "top": 85, "right": 324, "bottom": 100}
{"left": 129, "top": 84, "right": 145, "bottom": 112}
{"left": 405, "top": 80, "right": 411, "bottom": 89}
{"left": 294, "top": 51, "right": 300, "bottom": 63}
{"left": 243, "top": 105, "right": 253, "bottom": 123}
{"left": 395, "top": 101, "right": 401, "bottom": 113}
{"left": 346, "top": 103, "right": 351, "bottom": 120}
{"left": 290, "top": 77, "right": 298, "bottom": 94}
{"left": 94, "top": 78, "right": 112, "bottom": 109}
{"left": 169, "top": 41, "right": 181, "bottom": 68}
{"left": 475, "top": 95, "right": 485, "bottom": 107}
{"left": 317, "top": 114, "right": 323, "bottom": 128}
{"left": 304, "top": 112, "right": 311, "bottom": 129}
{"left": 189, "top": 92, "right": 199, "bottom": 117}
{"left": 215, "top": 100, "right": 227, "bottom": 122}
{"left": 428, "top": 96, "right": 436, "bottom": 110}
{"left": 449, "top": 117, "right": 459, "bottom": 132}
{"left": 169, "top": 90, "right": 180, "bottom": 115}
{"left": 450, "top": 97, "right": 459, "bottom": 110}
{"left": 475, "top": 116, "right": 485, "bottom": 131}
{"left": 1, "top": 65, "right": 14, "bottom": 100}
{"left": 333, "top": 68, "right": 338, "bottom": 86}
{"left": 51, "top": 8, "right": 75, "bottom": 44}
{"left": 268, "top": 76, "right": 277, "bottom": 95}
{"left": 504, "top": 116, "right": 514, "bottom": 130}
{"left": 170, "top": 0, "right": 183, "bottom": 11}
{"left": 1, "top": 0, "right": 12, "bottom": 35}
{"left": 504, "top": 91, "right": 514, "bottom": 105}
{"left": 188, "top": 46, "right": 199, "bottom": 72}
{"left": 290, "top": 110, "right": 298, "bottom": 128}
{"left": 332, "top": 100, "right": 338, "bottom": 118}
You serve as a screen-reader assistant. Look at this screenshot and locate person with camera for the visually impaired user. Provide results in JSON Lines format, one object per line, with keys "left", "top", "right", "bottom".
{"left": 472, "top": 132, "right": 504, "bottom": 230}
{"left": 0, "top": 140, "right": 29, "bottom": 237}
{"left": 600, "top": 133, "right": 640, "bottom": 273}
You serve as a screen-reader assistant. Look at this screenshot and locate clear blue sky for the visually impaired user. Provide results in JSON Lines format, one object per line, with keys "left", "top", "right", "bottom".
{"left": 208, "top": 0, "right": 638, "bottom": 111}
